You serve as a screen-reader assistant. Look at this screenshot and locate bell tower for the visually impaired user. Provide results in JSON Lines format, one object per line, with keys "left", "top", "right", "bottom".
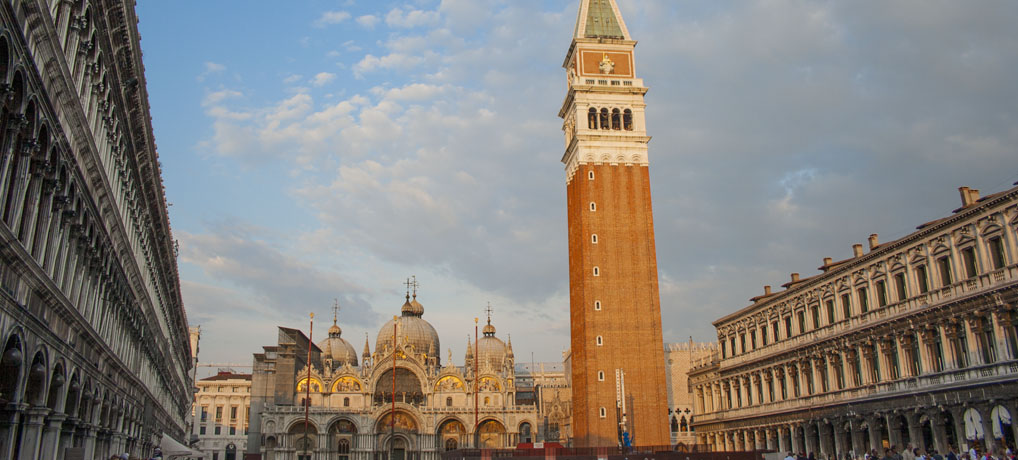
{"left": 559, "top": 0, "right": 669, "bottom": 447}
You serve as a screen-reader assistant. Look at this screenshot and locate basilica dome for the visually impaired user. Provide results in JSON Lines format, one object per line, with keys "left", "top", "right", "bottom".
{"left": 477, "top": 319, "right": 506, "bottom": 370}
{"left": 376, "top": 295, "right": 441, "bottom": 365}
{"left": 319, "top": 321, "right": 358, "bottom": 367}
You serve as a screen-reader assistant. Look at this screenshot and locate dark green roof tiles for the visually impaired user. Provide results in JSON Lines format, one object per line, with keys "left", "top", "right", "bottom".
{"left": 584, "top": 0, "right": 624, "bottom": 39}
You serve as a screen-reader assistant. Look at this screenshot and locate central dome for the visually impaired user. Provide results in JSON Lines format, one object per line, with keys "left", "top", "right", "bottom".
{"left": 375, "top": 295, "right": 440, "bottom": 365}
{"left": 477, "top": 319, "right": 506, "bottom": 370}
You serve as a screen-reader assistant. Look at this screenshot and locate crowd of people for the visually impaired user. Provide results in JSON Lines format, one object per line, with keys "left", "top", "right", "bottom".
{"left": 781, "top": 443, "right": 1016, "bottom": 460}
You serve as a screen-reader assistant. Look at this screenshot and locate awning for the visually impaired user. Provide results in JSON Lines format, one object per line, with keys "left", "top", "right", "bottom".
{"left": 159, "top": 434, "right": 199, "bottom": 459}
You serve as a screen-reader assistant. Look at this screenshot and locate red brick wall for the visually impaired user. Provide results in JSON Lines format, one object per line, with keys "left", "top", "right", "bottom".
{"left": 567, "top": 163, "right": 670, "bottom": 447}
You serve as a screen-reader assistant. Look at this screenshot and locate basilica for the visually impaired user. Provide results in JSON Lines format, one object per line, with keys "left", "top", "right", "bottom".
{"left": 244, "top": 291, "right": 556, "bottom": 460}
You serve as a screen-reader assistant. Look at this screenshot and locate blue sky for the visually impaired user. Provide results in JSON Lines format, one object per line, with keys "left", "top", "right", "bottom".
{"left": 135, "top": 0, "right": 1018, "bottom": 368}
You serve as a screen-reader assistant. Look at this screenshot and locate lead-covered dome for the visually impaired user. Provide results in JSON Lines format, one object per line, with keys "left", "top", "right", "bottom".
{"left": 376, "top": 295, "right": 440, "bottom": 365}
{"left": 319, "top": 320, "right": 358, "bottom": 367}
{"left": 477, "top": 318, "right": 506, "bottom": 370}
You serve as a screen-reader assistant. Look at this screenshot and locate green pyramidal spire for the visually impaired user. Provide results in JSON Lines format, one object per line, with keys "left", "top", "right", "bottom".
{"left": 576, "top": 0, "right": 627, "bottom": 40}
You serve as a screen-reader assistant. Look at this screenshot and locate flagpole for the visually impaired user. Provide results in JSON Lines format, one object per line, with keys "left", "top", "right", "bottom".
{"left": 390, "top": 315, "right": 397, "bottom": 459}
{"left": 304, "top": 312, "right": 313, "bottom": 457}
{"left": 474, "top": 316, "right": 479, "bottom": 448}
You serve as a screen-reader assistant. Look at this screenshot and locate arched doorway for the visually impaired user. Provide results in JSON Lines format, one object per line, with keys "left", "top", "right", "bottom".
{"left": 329, "top": 419, "right": 357, "bottom": 460}
{"left": 991, "top": 405, "right": 1014, "bottom": 448}
{"left": 0, "top": 335, "right": 24, "bottom": 405}
{"left": 264, "top": 436, "right": 277, "bottom": 460}
{"left": 288, "top": 421, "right": 318, "bottom": 460}
{"left": 477, "top": 419, "right": 506, "bottom": 449}
{"left": 225, "top": 443, "right": 237, "bottom": 460}
{"left": 519, "top": 422, "right": 532, "bottom": 444}
{"left": 438, "top": 419, "right": 466, "bottom": 451}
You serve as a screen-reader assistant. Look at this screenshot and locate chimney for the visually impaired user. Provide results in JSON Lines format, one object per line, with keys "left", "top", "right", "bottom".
{"left": 764, "top": 285, "right": 772, "bottom": 296}
{"left": 868, "top": 234, "right": 879, "bottom": 250}
{"left": 853, "top": 244, "right": 864, "bottom": 258}
{"left": 821, "top": 257, "right": 833, "bottom": 272}
{"left": 791, "top": 273, "right": 800, "bottom": 283}
{"left": 969, "top": 188, "right": 980, "bottom": 204}
{"left": 959, "top": 187, "right": 974, "bottom": 207}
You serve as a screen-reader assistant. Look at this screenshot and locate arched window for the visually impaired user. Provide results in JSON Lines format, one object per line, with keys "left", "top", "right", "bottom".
{"left": 671, "top": 416, "right": 679, "bottom": 432}
{"left": 338, "top": 438, "right": 351, "bottom": 460}
{"left": 611, "top": 109, "right": 621, "bottom": 130}
{"left": 445, "top": 439, "right": 458, "bottom": 451}
{"left": 599, "top": 108, "right": 609, "bottom": 129}
{"left": 589, "top": 202, "right": 596, "bottom": 211}
{"left": 680, "top": 415, "right": 689, "bottom": 432}
{"left": 623, "top": 109, "right": 633, "bottom": 130}
{"left": 591, "top": 234, "right": 598, "bottom": 244}
{"left": 594, "top": 300, "right": 601, "bottom": 311}
{"left": 597, "top": 371, "right": 605, "bottom": 381}
{"left": 599, "top": 407, "right": 607, "bottom": 418}
{"left": 343, "top": 397, "right": 350, "bottom": 407}
{"left": 587, "top": 108, "right": 597, "bottom": 129}
{"left": 596, "top": 336, "right": 603, "bottom": 346}
{"left": 446, "top": 397, "right": 452, "bottom": 407}
{"left": 593, "top": 267, "right": 600, "bottom": 276}
{"left": 588, "top": 170, "right": 594, "bottom": 180}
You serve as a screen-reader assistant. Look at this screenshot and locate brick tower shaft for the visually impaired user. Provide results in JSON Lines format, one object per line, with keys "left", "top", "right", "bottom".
{"left": 559, "top": 0, "right": 670, "bottom": 447}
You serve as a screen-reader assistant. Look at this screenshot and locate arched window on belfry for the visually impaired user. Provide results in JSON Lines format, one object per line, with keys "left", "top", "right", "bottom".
{"left": 599, "top": 108, "right": 609, "bottom": 129}
{"left": 671, "top": 415, "right": 679, "bottom": 432}
{"left": 588, "top": 108, "right": 597, "bottom": 129}
{"left": 611, "top": 109, "right": 621, "bottom": 130}
{"left": 623, "top": 109, "right": 633, "bottom": 131}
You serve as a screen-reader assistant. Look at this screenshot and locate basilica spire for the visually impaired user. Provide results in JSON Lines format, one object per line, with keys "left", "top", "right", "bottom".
{"left": 573, "top": 0, "right": 630, "bottom": 40}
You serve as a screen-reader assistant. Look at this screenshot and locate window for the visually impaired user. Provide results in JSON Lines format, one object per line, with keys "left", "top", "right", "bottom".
{"left": 852, "top": 353, "right": 863, "bottom": 386}
{"left": 592, "top": 266, "right": 600, "bottom": 276}
{"left": 729, "top": 337, "right": 736, "bottom": 357}
{"left": 201, "top": 406, "right": 208, "bottom": 422}
{"left": 598, "top": 371, "right": 605, "bottom": 381}
{"left": 834, "top": 359, "right": 845, "bottom": 389}
{"left": 594, "top": 300, "right": 601, "bottom": 311}
{"left": 840, "top": 294, "right": 851, "bottom": 319}
{"left": 230, "top": 406, "right": 237, "bottom": 420}
{"left": 989, "top": 236, "right": 1006, "bottom": 270}
{"left": 200, "top": 426, "right": 206, "bottom": 435}
{"left": 979, "top": 317, "right": 997, "bottom": 363}
{"left": 229, "top": 426, "right": 236, "bottom": 435}
{"left": 811, "top": 306, "right": 820, "bottom": 329}
{"left": 784, "top": 317, "right": 792, "bottom": 338}
{"left": 623, "top": 109, "right": 633, "bottom": 130}
{"left": 215, "top": 426, "right": 221, "bottom": 435}
{"left": 589, "top": 202, "right": 596, "bottom": 211}
{"left": 870, "top": 344, "right": 881, "bottom": 382}
{"left": 446, "top": 397, "right": 452, "bottom": 407}
{"left": 937, "top": 256, "right": 953, "bottom": 286}
{"left": 343, "top": 397, "right": 350, "bottom": 407}
{"left": 761, "top": 325, "right": 768, "bottom": 346}
{"left": 596, "top": 335, "right": 603, "bottom": 346}
{"left": 213, "top": 454, "right": 218, "bottom": 460}
{"left": 827, "top": 299, "right": 837, "bottom": 323}
{"left": 215, "top": 406, "right": 223, "bottom": 421}
{"left": 876, "top": 280, "right": 888, "bottom": 307}
{"left": 720, "top": 340, "right": 727, "bottom": 358}
{"left": 797, "top": 311, "right": 806, "bottom": 334}
{"left": 588, "top": 108, "right": 597, "bottom": 129}
{"left": 599, "top": 108, "right": 609, "bottom": 129}
{"left": 611, "top": 108, "right": 621, "bottom": 130}
{"left": 887, "top": 343, "right": 901, "bottom": 380}
{"left": 772, "top": 321, "right": 780, "bottom": 342}
{"left": 779, "top": 375, "right": 787, "bottom": 399}
{"left": 931, "top": 332, "right": 945, "bottom": 372}
{"left": 961, "top": 247, "right": 978, "bottom": 278}
{"left": 894, "top": 273, "right": 907, "bottom": 301}
{"left": 739, "top": 333, "right": 746, "bottom": 353}
{"left": 857, "top": 288, "right": 869, "bottom": 314}
{"left": 588, "top": 170, "right": 595, "bottom": 180}
{"left": 750, "top": 330, "right": 757, "bottom": 349}
{"left": 908, "top": 336, "right": 921, "bottom": 376}
{"left": 955, "top": 327, "right": 969, "bottom": 368}
{"left": 599, "top": 407, "right": 607, "bottom": 418}
{"left": 916, "top": 265, "right": 929, "bottom": 293}
{"left": 591, "top": 234, "right": 598, "bottom": 244}
{"left": 484, "top": 397, "right": 490, "bottom": 405}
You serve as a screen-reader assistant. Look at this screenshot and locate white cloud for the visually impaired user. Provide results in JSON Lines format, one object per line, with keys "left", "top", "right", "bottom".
{"left": 357, "top": 14, "right": 380, "bottom": 28}
{"left": 283, "top": 74, "right": 303, "bottom": 85}
{"left": 196, "top": 61, "right": 226, "bottom": 81}
{"left": 353, "top": 53, "right": 426, "bottom": 77}
{"left": 311, "top": 72, "right": 336, "bottom": 87}
{"left": 384, "top": 7, "right": 440, "bottom": 28}
{"left": 315, "top": 10, "right": 351, "bottom": 27}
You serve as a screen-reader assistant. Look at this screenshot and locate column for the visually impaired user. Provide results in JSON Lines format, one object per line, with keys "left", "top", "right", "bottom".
{"left": 915, "top": 331, "right": 933, "bottom": 375}
{"left": 948, "top": 407, "right": 968, "bottom": 452}
{"left": 976, "top": 405, "right": 996, "bottom": 453}
{"left": 38, "top": 413, "right": 67, "bottom": 460}
{"left": 885, "top": 414, "right": 902, "bottom": 451}
{"left": 16, "top": 406, "right": 49, "bottom": 460}
{"left": 833, "top": 422, "right": 846, "bottom": 460}
{"left": 851, "top": 423, "right": 867, "bottom": 458}
{"left": 860, "top": 346, "right": 874, "bottom": 385}
{"left": 940, "top": 323, "right": 960, "bottom": 370}
{"left": 991, "top": 310, "right": 1014, "bottom": 361}
{"left": 766, "top": 428, "right": 777, "bottom": 451}
{"left": 866, "top": 417, "right": 883, "bottom": 453}
{"left": 778, "top": 427, "right": 790, "bottom": 453}
{"left": 792, "top": 424, "right": 804, "bottom": 454}
{"left": 906, "top": 413, "right": 924, "bottom": 451}
{"left": 930, "top": 412, "right": 949, "bottom": 454}
{"left": 762, "top": 373, "right": 772, "bottom": 404}
{"left": 82, "top": 424, "right": 97, "bottom": 460}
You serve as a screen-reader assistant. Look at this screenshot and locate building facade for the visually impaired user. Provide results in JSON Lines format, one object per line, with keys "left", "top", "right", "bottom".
{"left": 689, "top": 186, "right": 1018, "bottom": 457}
{"left": 246, "top": 294, "right": 552, "bottom": 460}
{"left": 0, "top": 1, "right": 193, "bottom": 459}
{"left": 192, "top": 372, "right": 252, "bottom": 460}
{"left": 559, "top": 0, "right": 670, "bottom": 447}
{"left": 664, "top": 342, "right": 716, "bottom": 446}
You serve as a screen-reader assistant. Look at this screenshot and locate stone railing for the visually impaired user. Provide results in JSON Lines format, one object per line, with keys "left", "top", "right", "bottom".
{"left": 719, "top": 265, "right": 1017, "bottom": 371}
{"left": 695, "top": 359, "right": 1018, "bottom": 423}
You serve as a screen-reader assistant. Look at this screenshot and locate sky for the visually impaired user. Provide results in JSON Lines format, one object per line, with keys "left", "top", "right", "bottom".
{"left": 134, "top": 0, "right": 1018, "bottom": 370}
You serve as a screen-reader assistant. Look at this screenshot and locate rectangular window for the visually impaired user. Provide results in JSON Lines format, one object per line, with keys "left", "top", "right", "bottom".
{"left": 894, "top": 273, "right": 907, "bottom": 301}
{"left": 853, "top": 353, "right": 863, "bottom": 386}
{"left": 871, "top": 344, "right": 881, "bottom": 382}
{"left": 989, "top": 237, "right": 1006, "bottom": 270}
{"left": 214, "top": 426, "right": 221, "bottom": 435}
{"left": 200, "top": 426, "right": 206, "bottom": 435}
{"left": 937, "top": 256, "right": 953, "bottom": 286}
{"left": 772, "top": 321, "right": 780, "bottom": 343}
{"left": 980, "top": 317, "right": 997, "bottom": 363}
{"left": 932, "top": 333, "right": 945, "bottom": 372}
{"left": 888, "top": 344, "right": 901, "bottom": 380}
{"left": 826, "top": 300, "right": 837, "bottom": 324}
{"left": 213, "top": 454, "right": 219, "bottom": 460}
{"left": 955, "top": 327, "right": 969, "bottom": 368}
{"left": 201, "top": 406, "right": 208, "bottom": 422}
{"left": 857, "top": 288, "right": 869, "bottom": 314}
{"left": 740, "top": 334, "right": 746, "bottom": 353}
{"left": 797, "top": 311, "right": 806, "bottom": 334}
{"left": 768, "top": 378, "right": 775, "bottom": 402}
{"left": 835, "top": 360, "right": 845, "bottom": 389}
{"left": 750, "top": 331, "right": 757, "bottom": 349}
{"left": 962, "top": 247, "right": 978, "bottom": 279}
{"left": 229, "top": 426, "right": 236, "bottom": 435}
{"left": 780, "top": 376, "right": 787, "bottom": 399}
{"left": 785, "top": 317, "right": 793, "bottom": 338}
{"left": 841, "top": 294, "right": 851, "bottom": 320}
{"left": 916, "top": 265, "right": 929, "bottom": 294}
{"left": 811, "top": 306, "right": 820, "bottom": 329}
{"left": 876, "top": 280, "right": 888, "bottom": 307}
{"left": 761, "top": 325, "right": 768, "bottom": 346}
{"left": 721, "top": 340, "right": 727, "bottom": 359}
{"left": 819, "top": 364, "right": 829, "bottom": 393}
{"left": 909, "top": 336, "right": 922, "bottom": 376}
{"left": 230, "top": 406, "right": 237, "bottom": 420}
{"left": 730, "top": 337, "right": 736, "bottom": 356}
{"left": 215, "top": 406, "right": 223, "bottom": 421}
